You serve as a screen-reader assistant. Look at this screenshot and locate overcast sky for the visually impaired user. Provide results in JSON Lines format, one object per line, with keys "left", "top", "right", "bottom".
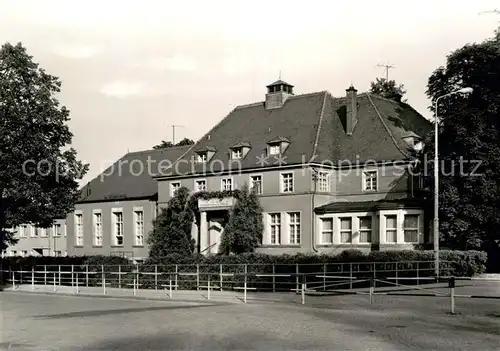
{"left": 1, "top": 0, "right": 499, "bottom": 185}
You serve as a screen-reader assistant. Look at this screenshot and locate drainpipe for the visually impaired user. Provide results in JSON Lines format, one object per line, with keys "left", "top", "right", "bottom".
{"left": 311, "top": 168, "right": 318, "bottom": 252}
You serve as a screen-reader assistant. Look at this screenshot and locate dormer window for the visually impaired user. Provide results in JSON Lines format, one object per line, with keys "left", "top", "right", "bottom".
{"left": 269, "top": 144, "right": 280, "bottom": 155}
{"left": 196, "top": 152, "right": 207, "bottom": 163}
{"left": 402, "top": 132, "right": 424, "bottom": 152}
{"left": 231, "top": 148, "right": 242, "bottom": 159}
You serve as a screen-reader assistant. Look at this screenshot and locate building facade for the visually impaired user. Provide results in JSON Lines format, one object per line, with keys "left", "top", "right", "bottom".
{"left": 64, "top": 146, "right": 190, "bottom": 261}
{"left": 154, "top": 80, "right": 432, "bottom": 255}
{"left": 2, "top": 219, "right": 67, "bottom": 257}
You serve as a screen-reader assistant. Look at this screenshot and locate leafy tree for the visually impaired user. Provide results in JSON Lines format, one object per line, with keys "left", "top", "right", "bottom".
{"left": 370, "top": 77, "right": 407, "bottom": 102}
{"left": 421, "top": 30, "right": 500, "bottom": 268}
{"left": 0, "top": 42, "right": 88, "bottom": 251}
{"left": 153, "top": 138, "right": 194, "bottom": 149}
{"left": 219, "top": 184, "right": 263, "bottom": 254}
{"left": 148, "top": 187, "right": 194, "bottom": 257}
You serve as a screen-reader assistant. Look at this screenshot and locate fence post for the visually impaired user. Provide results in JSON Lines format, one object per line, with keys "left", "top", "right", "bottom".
{"left": 272, "top": 264, "right": 276, "bottom": 293}
{"left": 86, "top": 265, "right": 89, "bottom": 287}
{"left": 301, "top": 275, "right": 305, "bottom": 305}
{"left": 449, "top": 277, "right": 455, "bottom": 314}
{"left": 369, "top": 278, "right": 374, "bottom": 305}
{"left": 58, "top": 265, "right": 61, "bottom": 286}
{"left": 395, "top": 263, "right": 399, "bottom": 286}
{"left": 196, "top": 264, "right": 200, "bottom": 291}
{"left": 207, "top": 274, "right": 211, "bottom": 300}
{"left": 136, "top": 264, "right": 140, "bottom": 289}
{"left": 349, "top": 263, "right": 353, "bottom": 289}
{"left": 295, "top": 264, "right": 299, "bottom": 292}
{"left": 373, "top": 263, "right": 376, "bottom": 289}
{"left": 71, "top": 265, "right": 74, "bottom": 287}
{"left": 102, "top": 265, "right": 106, "bottom": 295}
{"left": 53, "top": 272, "right": 56, "bottom": 292}
{"left": 118, "top": 265, "right": 121, "bottom": 289}
{"left": 244, "top": 264, "right": 247, "bottom": 304}
{"left": 133, "top": 277, "right": 136, "bottom": 296}
{"left": 12, "top": 271, "right": 15, "bottom": 289}
{"left": 169, "top": 275, "right": 173, "bottom": 298}
{"left": 175, "top": 265, "right": 178, "bottom": 291}
{"left": 31, "top": 267, "right": 35, "bottom": 291}
{"left": 75, "top": 273, "right": 79, "bottom": 294}
{"left": 20, "top": 265, "right": 22, "bottom": 284}
{"left": 155, "top": 265, "right": 158, "bottom": 290}
{"left": 219, "top": 264, "right": 223, "bottom": 292}
{"left": 323, "top": 263, "right": 326, "bottom": 291}
{"left": 416, "top": 262, "right": 420, "bottom": 285}
{"left": 44, "top": 265, "right": 47, "bottom": 286}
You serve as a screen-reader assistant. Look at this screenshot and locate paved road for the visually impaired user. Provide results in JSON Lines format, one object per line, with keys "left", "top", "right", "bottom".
{"left": 1, "top": 290, "right": 499, "bottom": 350}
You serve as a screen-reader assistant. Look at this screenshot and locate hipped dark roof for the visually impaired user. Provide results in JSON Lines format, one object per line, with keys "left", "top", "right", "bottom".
{"left": 314, "top": 198, "right": 423, "bottom": 214}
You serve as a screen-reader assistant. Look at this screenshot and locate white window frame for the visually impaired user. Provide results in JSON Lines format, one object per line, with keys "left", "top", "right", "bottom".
{"left": 249, "top": 174, "right": 263, "bottom": 194}
{"left": 40, "top": 227, "right": 47, "bottom": 237}
{"left": 221, "top": 177, "right": 233, "bottom": 191}
{"left": 269, "top": 144, "right": 280, "bottom": 155}
{"left": 358, "top": 216, "right": 372, "bottom": 243}
{"left": 53, "top": 223, "right": 62, "bottom": 237}
{"left": 269, "top": 213, "right": 281, "bottom": 245}
{"left": 339, "top": 217, "right": 353, "bottom": 243}
{"left": 134, "top": 207, "right": 145, "bottom": 246}
{"left": 385, "top": 215, "right": 397, "bottom": 243}
{"left": 363, "top": 169, "right": 378, "bottom": 191}
{"left": 112, "top": 208, "right": 124, "bottom": 246}
{"left": 231, "top": 148, "right": 242, "bottom": 159}
{"left": 19, "top": 225, "right": 28, "bottom": 238}
{"left": 317, "top": 171, "right": 330, "bottom": 192}
{"left": 320, "top": 217, "right": 334, "bottom": 244}
{"left": 403, "top": 214, "right": 419, "bottom": 243}
{"left": 93, "top": 210, "right": 103, "bottom": 247}
{"left": 288, "top": 212, "right": 301, "bottom": 244}
{"left": 196, "top": 152, "right": 207, "bottom": 163}
{"left": 170, "top": 181, "right": 181, "bottom": 197}
{"left": 30, "top": 225, "right": 38, "bottom": 238}
{"left": 74, "top": 211, "right": 84, "bottom": 246}
{"left": 194, "top": 179, "right": 207, "bottom": 192}
{"left": 280, "top": 172, "right": 294, "bottom": 193}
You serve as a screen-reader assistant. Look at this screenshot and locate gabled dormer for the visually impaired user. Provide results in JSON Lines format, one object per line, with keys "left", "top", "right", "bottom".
{"left": 230, "top": 141, "right": 251, "bottom": 160}
{"left": 195, "top": 146, "right": 216, "bottom": 163}
{"left": 265, "top": 79, "right": 294, "bottom": 110}
{"left": 401, "top": 132, "right": 424, "bottom": 152}
{"left": 267, "top": 136, "right": 290, "bottom": 156}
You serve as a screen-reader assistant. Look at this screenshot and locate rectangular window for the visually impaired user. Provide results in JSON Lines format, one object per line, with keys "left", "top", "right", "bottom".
{"left": 93, "top": 212, "right": 103, "bottom": 246}
{"left": 269, "top": 213, "right": 281, "bottom": 245}
{"left": 321, "top": 218, "right": 334, "bottom": 244}
{"left": 21, "top": 250, "right": 28, "bottom": 257}
{"left": 231, "top": 148, "right": 242, "bottom": 159}
{"left": 340, "top": 217, "right": 352, "bottom": 243}
{"left": 31, "top": 226, "right": 38, "bottom": 238}
{"left": 281, "top": 172, "right": 294, "bottom": 193}
{"left": 75, "top": 214, "right": 84, "bottom": 246}
{"left": 404, "top": 215, "right": 419, "bottom": 243}
{"left": 363, "top": 170, "right": 377, "bottom": 191}
{"left": 10, "top": 250, "right": 17, "bottom": 257}
{"left": 195, "top": 179, "right": 206, "bottom": 192}
{"left": 359, "top": 216, "right": 372, "bottom": 243}
{"left": 250, "top": 175, "right": 262, "bottom": 194}
{"left": 113, "top": 212, "right": 124, "bottom": 246}
{"left": 385, "top": 215, "right": 397, "bottom": 243}
{"left": 288, "top": 212, "right": 301, "bottom": 244}
{"left": 40, "top": 228, "right": 47, "bottom": 237}
{"left": 54, "top": 250, "right": 62, "bottom": 257}
{"left": 317, "top": 171, "right": 330, "bottom": 192}
{"left": 196, "top": 152, "right": 207, "bottom": 163}
{"left": 53, "top": 223, "right": 62, "bottom": 237}
{"left": 170, "top": 182, "right": 181, "bottom": 196}
{"left": 19, "top": 225, "right": 28, "bottom": 238}
{"left": 221, "top": 178, "right": 233, "bottom": 191}
{"left": 269, "top": 144, "right": 280, "bottom": 155}
{"left": 134, "top": 210, "right": 144, "bottom": 246}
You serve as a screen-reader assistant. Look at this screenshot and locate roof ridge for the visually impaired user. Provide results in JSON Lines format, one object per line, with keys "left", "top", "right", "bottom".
{"left": 234, "top": 91, "right": 326, "bottom": 110}
{"left": 369, "top": 94, "right": 432, "bottom": 126}
{"left": 366, "top": 93, "right": 408, "bottom": 158}
{"left": 126, "top": 145, "right": 191, "bottom": 156}
{"left": 311, "top": 91, "right": 329, "bottom": 159}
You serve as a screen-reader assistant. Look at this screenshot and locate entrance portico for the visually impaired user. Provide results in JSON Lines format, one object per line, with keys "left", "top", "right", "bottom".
{"left": 195, "top": 197, "right": 234, "bottom": 255}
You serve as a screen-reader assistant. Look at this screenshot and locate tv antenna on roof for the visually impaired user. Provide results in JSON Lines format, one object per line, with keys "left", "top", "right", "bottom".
{"left": 377, "top": 63, "right": 395, "bottom": 81}
{"left": 170, "top": 125, "right": 185, "bottom": 144}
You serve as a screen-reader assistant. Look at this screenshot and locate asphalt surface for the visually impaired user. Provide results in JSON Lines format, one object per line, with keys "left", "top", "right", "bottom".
{"left": 1, "top": 288, "right": 499, "bottom": 350}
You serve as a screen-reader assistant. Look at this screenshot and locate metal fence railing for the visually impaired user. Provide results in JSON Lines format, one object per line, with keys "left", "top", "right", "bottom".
{"left": 1, "top": 260, "right": 456, "bottom": 294}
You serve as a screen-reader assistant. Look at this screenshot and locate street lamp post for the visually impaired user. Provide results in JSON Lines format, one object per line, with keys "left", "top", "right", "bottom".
{"left": 433, "top": 87, "right": 473, "bottom": 277}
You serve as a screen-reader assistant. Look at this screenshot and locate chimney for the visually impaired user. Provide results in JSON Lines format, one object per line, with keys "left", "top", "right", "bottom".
{"left": 346, "top": 85, "right": 358, "bottom": 135}
{"left": 265, "top": 80, "right": 294, "bottom": 110}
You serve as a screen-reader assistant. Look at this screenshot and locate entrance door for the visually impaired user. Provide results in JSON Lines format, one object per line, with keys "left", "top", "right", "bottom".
{"left": 208, "top": 219, "right": 224, "bottom": 255}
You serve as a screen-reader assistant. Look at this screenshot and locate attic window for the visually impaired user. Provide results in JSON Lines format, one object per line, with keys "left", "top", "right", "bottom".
{"left": 231, "top": 148, "right": 242, "bottom": 159}
{"left": 269, "top": 144, "right": 280, "bottom": 155}
{"left": 196, "top": 152, "right": 207, "bottom": 163}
